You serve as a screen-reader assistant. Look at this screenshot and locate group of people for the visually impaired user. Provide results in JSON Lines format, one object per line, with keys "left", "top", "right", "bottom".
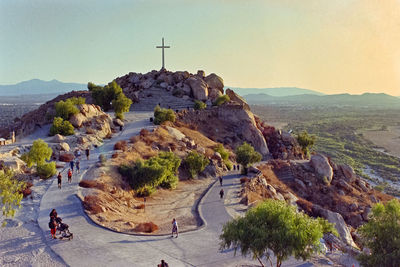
{"left": 56, "top": 148, "right": 91, "bottom": 189}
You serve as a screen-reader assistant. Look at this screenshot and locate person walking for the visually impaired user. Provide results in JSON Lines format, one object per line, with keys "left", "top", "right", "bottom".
{"left": 69, "top": 160, "right": 74, "bottom": 172}
{"left": 67, "top": 169, "right": 72, "bottom": 184}
{"left": 158, "top": 260, "right": 169, "bottom": 267}
{"left": 49, "top": 209, "right": 57, "bottom": 219}
{"left": 57, "top": 172, "right": 62, "bottom": 189}
{"left": 49, "top": 216, "right": 58, "bottom": 239}
{"left": 76, "top": 149, "right": 81, "bottom": 158}
{"left": 219, "top": 176, "right": 223, "bottom": 186}
{"left": 171, "top": 218, "right": 178, "bottom": 238}
{"left": 85, "top": 148, "right": 90, "bottom": 160}
{"left": 219, "top": 188, "right": 224, "bottom": 199}
{"left": 75, "top": 159, "right": 80, "bottom": 174}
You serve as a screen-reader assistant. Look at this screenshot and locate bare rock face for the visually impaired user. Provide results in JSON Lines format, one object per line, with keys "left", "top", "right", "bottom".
{"left": 339, "top": 164, "right": 357, "bottom": 183}
{"left": 186, "top": 77, "right": 208, "bottom": 101}
{"left": 208, "top": 88, "right": 222, "bottom": 101}
{"left": 70, "top": 113, "right": 86, "bottom": 128}
{"left": 225, "top": 89, "right": 249, "bottom": 110}
{"left": 166, "top": 126, "right": 186, "bottom": 141}
{"left": 204, "top": 73, "right": 224, "bottom": 93}
{"left": 310, "top": 154, "right": 333, "bottom": 185}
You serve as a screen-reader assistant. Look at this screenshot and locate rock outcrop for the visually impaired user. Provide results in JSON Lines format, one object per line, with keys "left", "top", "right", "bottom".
{"left": 310, "top": 154, "right": 333, "bottom": 184}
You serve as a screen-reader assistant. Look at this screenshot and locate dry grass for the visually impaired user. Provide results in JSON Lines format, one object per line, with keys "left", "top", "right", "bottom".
{"left": 134, "top": 222, "right": 159, "bottom": 233}
{"left": 114, "top": 140, "right": 127, "bottom": 151}
{"left": 79, "top": 180, "right": 106, "bottom": 191}
{"left": 83, "top": 195, "right": 104, "bottom": 214}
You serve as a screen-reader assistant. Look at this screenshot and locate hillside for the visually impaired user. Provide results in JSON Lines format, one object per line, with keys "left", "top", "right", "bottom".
{"left": 0, "top": 79, "right": 87, "bottom": 96}
{"left": 229, "top": 86, "right": 324, "bottom": 97}
{"left": 243, "top": 92, "right": 400, "bottom": 107}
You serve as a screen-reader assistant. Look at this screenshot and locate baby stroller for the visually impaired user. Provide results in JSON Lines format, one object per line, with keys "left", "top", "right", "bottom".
{"left": 56, "top": 217, "right": 73, "bottom": 240}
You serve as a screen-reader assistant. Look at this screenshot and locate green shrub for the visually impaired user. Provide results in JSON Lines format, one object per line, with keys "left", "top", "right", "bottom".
{"left": 194, "top": 100, "right": 207, "bottom": 110}
{"left": 184, "top": 151, "right": 209, "bottom": 178}
{"left": 36, "top": 162, "right": 57, "bottom": 179}
{"left": 213, "top": 95, "right": 230, "bottom": 106}
{"left": 214, "top": 143, "right": 232, "bottom": 169}
{"left": 55, "top": 99, "right": 80, "bottom": 120}
{"left": 135, "top": 185, "right": 156, "bottom": 197}
{"left": 235, "top": 142, "right": 262, "bottom": 174}
{"left": 296, "top": 131, "right": 316, "bottom": 157}
{"left": 88, "top": 81, "right": 123, "bottom": 111}
{"left": 49, "top": 117, "right": 74, "bottom": 136}
{"left": 153, "top": 105, "right": 176, "bottom": 125}
{"left": 118, "top": 152, "right": 181, "bottom": 195}
{"left": 112, "top": 93, "right": 132, "bottom": 120}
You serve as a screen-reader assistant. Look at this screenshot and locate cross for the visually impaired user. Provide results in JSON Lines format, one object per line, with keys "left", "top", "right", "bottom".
{"left": 156, "top": 37, "right": 170, "bottom": 70}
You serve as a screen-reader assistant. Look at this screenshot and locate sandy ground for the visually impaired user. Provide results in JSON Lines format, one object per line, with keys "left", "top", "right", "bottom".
{"left": 363, "top": 126, "right": 400, "bottom": 158}
{"left": 0, "top": 178, "right": 66, "bottom": 267}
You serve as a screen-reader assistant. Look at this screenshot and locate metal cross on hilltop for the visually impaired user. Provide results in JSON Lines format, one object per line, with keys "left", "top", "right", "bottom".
{"left": 156, "top": 37, "right": 170, "bottom": 70}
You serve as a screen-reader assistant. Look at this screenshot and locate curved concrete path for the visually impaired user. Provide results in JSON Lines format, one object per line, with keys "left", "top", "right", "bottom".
{"left": 38, "top": 111, "right": 311, "bottom": 267}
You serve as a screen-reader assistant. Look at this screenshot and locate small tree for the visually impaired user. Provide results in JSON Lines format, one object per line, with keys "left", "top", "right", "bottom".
{"left": 194, "top": 100, "right": 207, "bottom": 110}
{"left": 21, "top": 139, "right": 53, "bottom": 168}
{"left": 235, "top": 142, "right": 262, "bottom": 174}
{"left": 49, "top": 117, "right": 74, "bottom": 136}
{"left": 88, "top": 81, "right": 123, "bottom": 111}
{"left": 153, "top": 105, "right": 176, "bottom": 125}
{"left": 296, "top": 131, "right": 315, "bottom": 157}
{"left": 220, "top": 199, "right": 337, "bottom": 267}
{"left": 213, "top": 94, "right": 230, "bottom": 106}
{"left": 184, "top": 151, "right": 209, "bottom": 178}
{"left": 55, "top": 99, "right": 80, "bottom": 120}
{"left": 112, "top": 93, "right": 132, "bottom": 120}
{"left": 357, "top": 199, "right": 400, "bottom": 267}
{"left": 0, "top": 169, "right": 25, "bottom": 224}
{"left": 36, "top": 161, "right": 57, "bottom": 179}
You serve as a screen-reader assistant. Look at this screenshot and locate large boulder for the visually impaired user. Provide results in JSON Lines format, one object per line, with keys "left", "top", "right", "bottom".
{"left": 339, "top": 164, "right": 357, "bottom": 183}
{"left": 166, "top": 126, "right": 186, "bottom": 141}
{"left": 313, "top": 205, "right": 358, "bottom": 248}
{"left": 113, "top": 118, "right": 124, "bottom": 127}
{"left": 310, "top": 154, "right": 333, "bottom": 185}
{"left": 204, "top": 73, "right": 224, "bottom": 93}
{"left": 225, "top": 89, "right": 249, "bottom": 110}
{"left": 69, "top": 113, "right": 86, "bottom": 128}
{"left": 208, "top": 88, "right": 223, "bottom": 101}
{"left": 53, "top": 134, "right": 65, "bottom": 143}
{"left": 58, "top": 142, "right": 70, "bottom": 152}
{"left": 140, "top": 78, "right": 155, "bottom": 89}
{"left": 186, "top": 77, "right": 208, "bottom": 101}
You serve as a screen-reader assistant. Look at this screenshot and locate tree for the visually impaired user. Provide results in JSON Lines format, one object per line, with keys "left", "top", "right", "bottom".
{"left": 21, "top": 139, "right": 53, "bottom": 168}
{"left": 220, "top": 199, "right": 337, "bottom": 267}
{"left": 88, "top": 81, "right": 123, "bottom": 111}
{"left": 357, "top": 199, "right": 400, "bottom": 267}
{"left": 153, "top": 105, "right": 176, "bottom": 125}
{"left": 0, "top": 169, "right": 25, "bottom": 224}
{"left": 36, "top": 161, "right": 57, "bottom": 179}
{"left": 184, "top": 151, "right": 209, "bottom": 178}
{"left": 296, "top": 131, "right": 315, "bottom": 157}
{"left": 112, "top": 93, "right": 132, "bottom": 120}
{"left": 54, "top": 98, "right": 81, "bottom": 120}
{"left": 49, "top": 117, "right": 74, "bottom": 136}
{"left": 235, "top": 142, "right": 262, "bottom": 174}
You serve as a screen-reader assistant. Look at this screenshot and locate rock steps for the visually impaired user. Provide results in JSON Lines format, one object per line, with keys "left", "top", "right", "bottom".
{"left": 275, "top": 165, "right": 295, "bottom": 182}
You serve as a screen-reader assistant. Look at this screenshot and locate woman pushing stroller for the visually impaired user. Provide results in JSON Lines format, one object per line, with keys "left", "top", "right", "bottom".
{"left": 48, "top": 209, "right": 73, "bottom": 240}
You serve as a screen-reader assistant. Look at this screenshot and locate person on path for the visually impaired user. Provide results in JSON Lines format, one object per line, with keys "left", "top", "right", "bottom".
{"left": 69, "top": 160, "right": 74, "bottom": 172}
{"left": 75, "top": 159, "right": 80, "bottom": 174}
{"left": 49, "top": 216, "right": 58, "bottom": 239}
{"left": 219, "top": 176, "right": 223, "bottom": 186}
{"left": 49, "top": 209, "right": 57, "bottom": 219}
{"left": 76, "top": 149, "right": 81, "bottom": 158}
{"left": 233, "top": 165, "right": 236, "bottom": 171}
{"left": 219, "top": 188, "right": 224, "bottom": 199}
{"left": 171, "top": 218, "right": 178, "bottom": 238}
{"left": 85, "top": 148, "right": 90, "bottom": 160}
{"left": 57, "top": 172, "right": 62, "bottom": 189}
{"left": 67, "top": 169, "right": 72, "bottom": 184}
{"left": 158, "top": 260, "right": 169, "bottom": 267}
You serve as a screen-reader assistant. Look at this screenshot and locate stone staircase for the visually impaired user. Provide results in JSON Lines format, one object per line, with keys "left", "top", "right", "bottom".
{"left": 132, "top": 86, "right": 195, "bottom": 111}
{"left": 274, "top": 165, "right": 295, "bottom": 183}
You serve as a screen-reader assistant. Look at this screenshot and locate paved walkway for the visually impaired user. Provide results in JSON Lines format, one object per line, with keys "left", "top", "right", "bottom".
{"left": 38, "top": 111, "right": 311, "bottom": 267}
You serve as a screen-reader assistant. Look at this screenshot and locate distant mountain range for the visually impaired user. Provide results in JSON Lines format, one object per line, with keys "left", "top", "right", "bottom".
{"left": 228, "top": 87, "right": 325, "bottom": 97}
{"left": 242, "top": 93, "right": 400, "bottom": 107}
{"left": 0, "top": 79, "right": 87, "bottom": 96}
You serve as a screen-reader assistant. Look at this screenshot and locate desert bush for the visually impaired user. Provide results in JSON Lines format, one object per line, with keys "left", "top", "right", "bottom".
{"left": 49, "top": 117, "right": 74, "bottom": 136}
{"left": 296, "top": 131, "right": 316, "bottom": 158}
{"left": 153, "top": 105, "right": 175, "bottom": 125}
{"left": 184, "top": 151, "right": 209, "bottom": 179}
{"left": 36, "top": 162, "right": 57, "bottom": 179}
{"left": 78, "top": 180, "right": 106, "bottom": 191}
{"left": 213, "top": 94, "right": 230, "bottom": 106}
{"left": 112, "top": 93, "right": 132, "bottom": 120}
{"left": 134, "top": 222, "right": 159, "bottom": 233}
{"left": 194, "top": 100, "right": 206, "bottom": 110}
{"left": 240, "top": 177, "right": 249, "bottom": 184}
{"left": 118, "top": 151, "right": 181, "bottom": 195}
{"left": 114, "top": 140, "right": 127, "bottom": 151}
{"left": 88, "top": 81, "right": 122, "bottom": 111}
{"left": 21, "top": 139, "right": 53, "bottom": 168}
{"left": 214, "top": 143, "right": 232, "bottom": 170}
{"left": 54, "top": 98, "right": 82, "bottom": 120}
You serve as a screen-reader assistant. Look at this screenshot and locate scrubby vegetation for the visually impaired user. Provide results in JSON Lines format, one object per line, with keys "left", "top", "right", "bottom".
{"left": 21, "top": 139, "right": 56, "bottom": 179}
{"left": 184, "top": 151, "right": 209, "bottom": 178}
{"left": 54, "top": 97, "right": 85, "bottom": 120}
{"left": 296, "top": 130, "right": 315, "bottom": 158}
{"left": 118, "top": 151, "right": 181, "bottom": 196}
{"left": 153, "top": 105, "right": 176, "bottom": 125}
{"left": 49, "top": 117, "right": 75, "bottom": 136}
{"left": 214, "top": 143, "right": 232, "bottom": 170}
{"left": 252, "top": 105, "right": 400, "bottom": 196}
{"left": 213, "top": 94, "right": 230, "bottom": 106}
{"left": 194, "top": 100, "right": 207, "bottom": 110}
{"left": 0, "top": 169, "right": 25, "bottom": 223}
{"left": 358, "top": 199, "right": 400, "bottom": 267}
{"left": 235, "top": 142, "right": 262, "bottom": 174}
{"left": 220, "top": 199, "right": 337, "bottom": 267}
{"left": 88, "top": 81, "right": 132, "bottom": 118}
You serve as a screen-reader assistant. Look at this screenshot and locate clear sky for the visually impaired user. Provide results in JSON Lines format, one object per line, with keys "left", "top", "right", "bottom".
{"left": 1, "top": 0, "right": 399, "bottom": 95}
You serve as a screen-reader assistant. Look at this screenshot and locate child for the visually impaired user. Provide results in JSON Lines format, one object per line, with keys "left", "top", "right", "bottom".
{"left": 67, "top": 169, "right": 72, "bottom": 184}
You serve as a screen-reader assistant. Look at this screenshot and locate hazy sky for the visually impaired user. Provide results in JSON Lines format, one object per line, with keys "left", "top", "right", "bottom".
{"left": 1, "top": 0, "right": 399, "bottom": 95}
